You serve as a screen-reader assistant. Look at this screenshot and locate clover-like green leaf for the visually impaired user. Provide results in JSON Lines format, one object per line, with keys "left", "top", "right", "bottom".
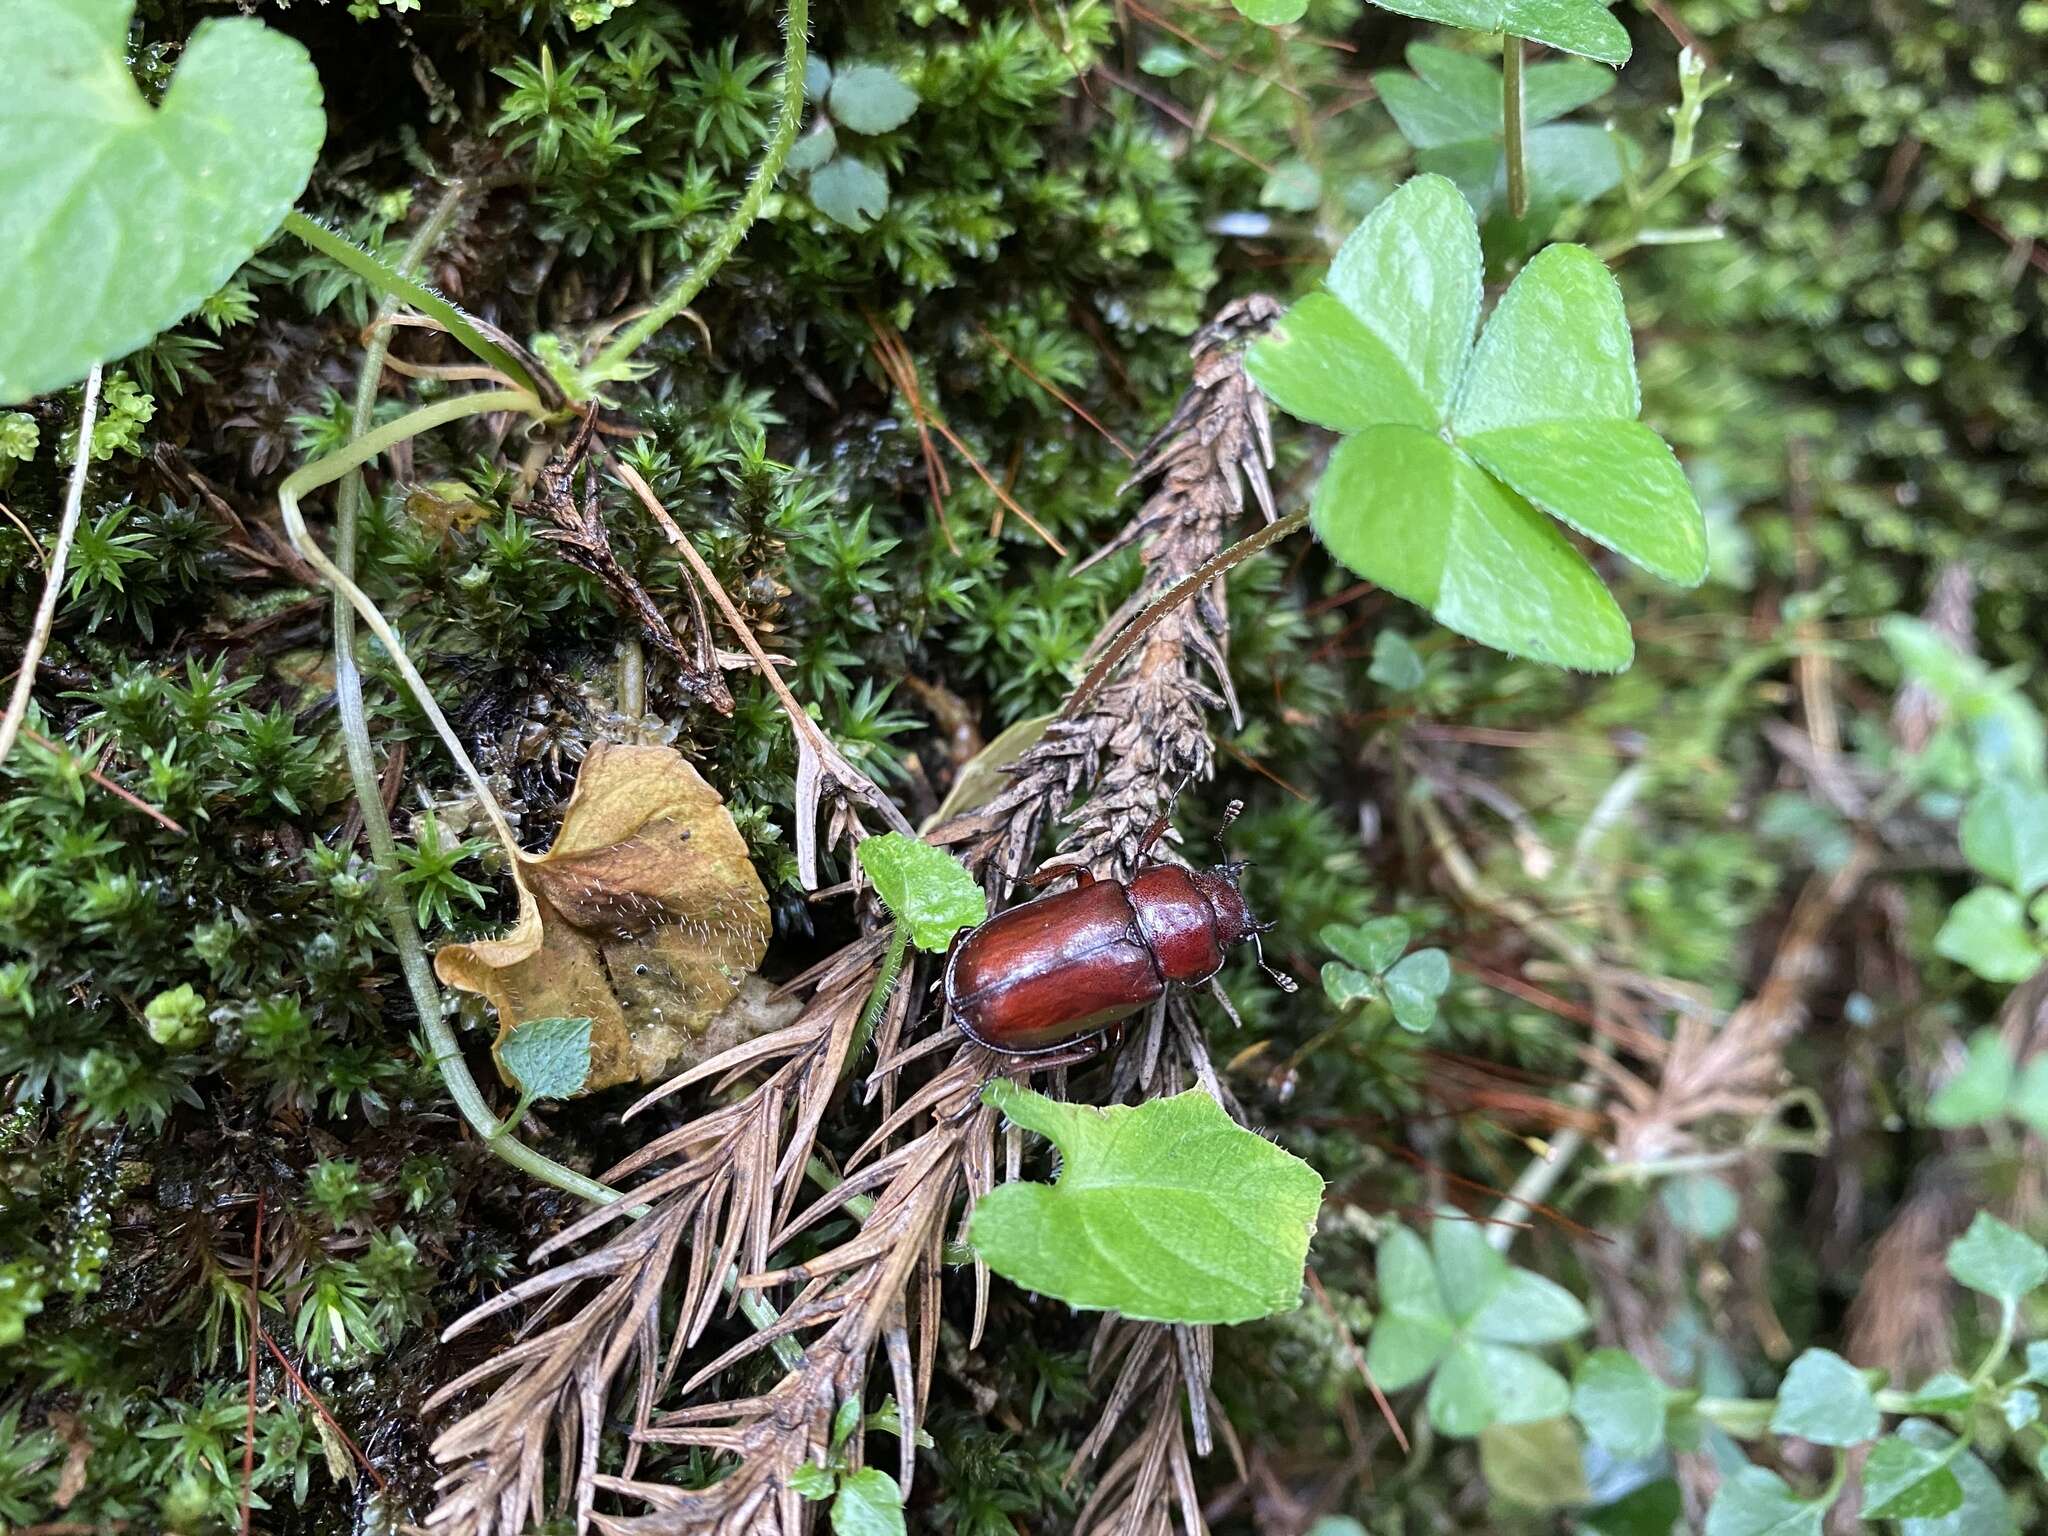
{"left": 1364, "top": 1214, "right": 1586, "bottom": 1437}
{"left": 0, "top": 0, "right": 326, "bottom": 402}
{"left": 827, "top": 64, "right": 919, "bottom": 135}
{"left": 1313, "top": 426, "right": 1634, "bottom": 671}
{"left": 1362, "top": 0, "right": 1633, "bottom": 66}
{"left": 1322, "top": 961, "right": 1377, "bottom": 1009}
{"left": 1769, "top": 1348, "right": 1879, "bottom": 1447}
{"left": 970, "top": 1083, "right": 1322, "bottom": 1325}
{"left": 1384, "top": 948, "right": 1451, "bottom": 1033}
{"left": 1571, "top": 1349, "right": 1665, "bottom": 1460}
{"left": 1960, "top": 779, "right": 2048, "bottom": 895}
{"left": 856, "top": 833, "right": 986, "bottom": 952}
{"left": 1321, "top": 917, "right": 1411, "bottom": 975}
{"left": 810, "top": 156, "right": 891, "bottom": 231}
{"left": 1935, "top": 888, "right": 2043, "bottom": 984}
{"left": 1250, "top": 176, "right": 1702, "bottom": 673}
{"left": 1375, "top": 44, "right": 1620, "bottom": 219}
{"left": 1946, "top": 1211, "right": 2048, "bottom": 1309}
{"left": 498, "top": 1015, "right": 595, "bottom": 1104}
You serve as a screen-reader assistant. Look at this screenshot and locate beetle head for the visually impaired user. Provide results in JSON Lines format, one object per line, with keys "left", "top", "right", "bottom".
{"left": 1191, "top": 862, "right": 1298, "bottom": 994}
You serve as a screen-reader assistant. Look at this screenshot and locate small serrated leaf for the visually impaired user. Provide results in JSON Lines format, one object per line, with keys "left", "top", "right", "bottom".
{"left": 856, "top": 833, "right": 986, "bottom": 952}
{"left": 498, "top": 1016, "right": 594, "bottom": 1103}
{"left": 827, "top": 64, "right": 919, "bottom": 135}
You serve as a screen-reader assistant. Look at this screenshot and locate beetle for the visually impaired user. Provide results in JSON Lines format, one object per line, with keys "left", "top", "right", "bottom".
{"left": 944, "top": 804, "right": 1294, "bottom": 1057}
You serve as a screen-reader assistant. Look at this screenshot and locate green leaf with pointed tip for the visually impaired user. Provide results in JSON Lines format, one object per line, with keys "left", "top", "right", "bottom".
{"left": 809, "top": 156, "right": 890, "bottom": 231}
{"left": 1364, "top": 1226, "right": 1454, "bottom": 1389}
{"left": 1231, "top": 0, "right": 1310, "bottom": 24}
{"left": 1960, "top": 780, "right": 2048, "bottom": 895}
{"left": 828, "top": 64, "right": 918, "bottom": 135}
{"left": 1902, "top": 1373, "right": 1975, "bottom": 1414}
{"left": 1245, "top": 293, "right": 1439, "bottom": 434}
{"left": 0, "top": 0, "right": 326, "bottom": 402}
{"left": 1322, "top": 961, "right": 1377, "bottom": 1009}
{"left": 1362, "top": 0, "right": 1632, "bottom": 66}
{"left": 1862, "top": 1434, "right": 1965, "bottom": 1521}
{"left": 1895, "top": 1421, "right": 2016, "bottom": 1536}
{"left": 1430, "top": 1339, "right": 1571, "bottom": 1433}
{"left": 1571, "top": 1349, "right": 1666, "bottom": 1459}
{"left": 830, "top": 1468, "right": 906, "bottom": 1536}
{"left": 1946, "top": 1211, "right": 2048, "bottom": 1308}
{"left": 1703, "top": 1467, "right": 1826, "bottom": 1536}
{"left": 971, "top": 1083, "right": 1322, "bottom": 1325}
{"left": 1928, "top": 1028, "right": 2015, "bottom": 1128}
{"left": 1455, "top": 246, "right": 1705, "bottom": 585}
{"left": 2003, "top": 1388, "right": 2040, "bottom": 1430}
{"left": 1935, "top": 887, "right": 2043, "bottom": 984}
{"left": 1321, "top": 917, "right": 1411, "bottom": 975}
{"left": 1312, "top": 427, "right": 1633, "bottom": 673}
{"left": 1369, "top": 631, "right": 1427, "bottom": 691}
{"left": 1769, "top": 1349, "right": 1879, "bottom": 1447}
{"left": 856, "top": 833, "right": 985, "bottom": 952}
{"left": 498, "top": 1016, "right": 594, "bottom": 1102}
{"left": 1385, "top": 948, "right": 1451, "bottom": 1033}
{"left": 1325, "top": 176, "right": 1483, "bottom": 418}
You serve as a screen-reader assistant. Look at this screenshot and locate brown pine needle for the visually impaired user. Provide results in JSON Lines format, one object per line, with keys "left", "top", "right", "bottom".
{"left": 975, "top": 322, "right": 1136, "bottom": 461}
{"left": 260, "top": 1330, "right": 388, "bottom": 1493}
{"left": 863, "top": 312, "right": 1067, "bottom": 555}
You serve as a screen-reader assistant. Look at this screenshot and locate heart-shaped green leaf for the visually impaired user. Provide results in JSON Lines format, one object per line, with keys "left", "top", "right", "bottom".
{"left": 1325, "top": 175, "right": 1483, "bottom": 419}
{"left": 1455, "top": 245, "right": 1706, "bottom": 585}
{"left": 1935, "top": 887, "right": 2043, "bottom": 984}
{"left": 971, "top": 1083, "right": 1322, "bottom": 1325}
{"left": 1362, "top": 0, "right": 1632, "bottom": 66}
{"left": 1946, "top": 1211, "right": 2048, "bottom": 1308}
{"left": 1385, "top": 948, "right": 1451, "bottom": 1033}
{"left": 1769, "top": 1348, "right": 1879, "bottom": 1447}
{"left": 1312, "top": 426, "right": 1633, "bottom": 672}
{"left": 0, "top": 0, "right": 326, "bottom": 402}
{"left": 498, "top": 1015, "right": 595, "bottom": 1103}
{"left": 1321, "top": 916, "right": 1411, "bottom": 974}
{"left": 810, "top": 156, "right": 891, "bottom": 231}
{"left": 1961, "top": 779, "right": 2048, "bottom": 895}
{"left": 1704, "top": 1467, "right": 1825, "bottom": 1536}
{"left": 827, "top": 64, "right": 918, "bottom": 135}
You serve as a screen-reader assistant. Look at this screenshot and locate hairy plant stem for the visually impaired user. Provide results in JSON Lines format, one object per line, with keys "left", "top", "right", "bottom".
{"left": 1061, "top": 506, "right": 1306, "bottom": 721}
{"left": 0, "top": 365, "right": 102, "bottom": 771}
{"left": 587, "top": 0, "right": 809, "bottom": 378}
{"left": 1503, "top": 34, "right": 1529, "bottom": 220}
{"left": 281, "top": 210, "right": 541, "bottom": 395}
{"left": 299, "top": 198, "right": 625, "bottom": 1207}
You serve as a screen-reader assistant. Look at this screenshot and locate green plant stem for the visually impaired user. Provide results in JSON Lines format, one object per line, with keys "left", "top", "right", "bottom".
{"left": 586, "top": 0, "right": 809, "bottom": 378}
{"left": 1502, "top": 35, "right": 1529, "bottom": 221}
{"left": 281, "top": 210, "right": 540, "bottom": 395}
{"left": 845, "top": 922, "right": 910, "bottom": 1081}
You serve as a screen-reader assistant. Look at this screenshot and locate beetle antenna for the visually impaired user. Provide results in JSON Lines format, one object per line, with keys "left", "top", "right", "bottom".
{"left": 1215, "top": 797, "right": 1244, "bottom": 843}
{"left": 1251, "top": 930, "right": 1298, "bottom": 992}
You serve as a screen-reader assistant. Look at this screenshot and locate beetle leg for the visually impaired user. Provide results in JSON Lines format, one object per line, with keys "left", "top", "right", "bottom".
{"left": 1006, "top": 860, "right": 1093, "bottom": 892}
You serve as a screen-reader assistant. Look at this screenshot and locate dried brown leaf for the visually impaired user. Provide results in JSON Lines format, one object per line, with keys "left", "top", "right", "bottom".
{"left": 435, "top": 742, "right": 773, "bottom": 1092}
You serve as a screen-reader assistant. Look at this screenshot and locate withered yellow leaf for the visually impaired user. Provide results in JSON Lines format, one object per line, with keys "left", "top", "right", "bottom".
{"left": 435, "top": 743, "right": 774, "bottom": 1093}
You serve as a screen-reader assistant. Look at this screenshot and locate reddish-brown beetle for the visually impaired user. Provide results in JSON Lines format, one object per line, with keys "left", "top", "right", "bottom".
{"left": 944, "top": 806, "right": 1294, "bottom": 1056}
